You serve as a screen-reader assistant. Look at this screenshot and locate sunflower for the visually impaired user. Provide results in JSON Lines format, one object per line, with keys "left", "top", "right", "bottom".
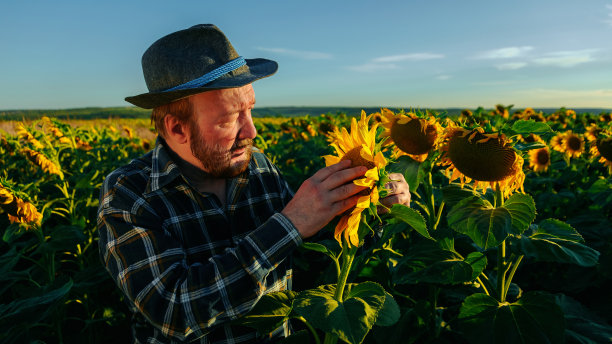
{"left": 15, "top": 123, "right": 45, "bottom": 150}
{"left": 440, "top": 125, "right": 525, "bottom": 198}
{"left": 378, "top": 108, "right": 443, "bottom": 162}
{"left": 0, "top": 185, "right": 14, "bottom": 205}
{"left": 22, "top": 148, "right": 64, "bottom": 179}
{"left": 551, "top": 131, "right": 585, "bottom": 159}
{"left": 0, "top": 185, "right": 42, "bottom": 225}
{"left": 519, "top": 133, "right": 545, "bottom": 144}
{"left": 7, "top": 197, "right": 43, "bottom": 224}
{"left": 323, "top": 111, "right": 387, "bottom": 247}
{"left": 528, "top": 147, "right": 551, "bottom": 173}
{"left": 590, "top": 137, "right": 612, "bottom": 174}
{"left": 550, "top": 133, "right": 565, "bottom": 153}
{"left": 585, "top": 123, "right": 601, "bottom": 143}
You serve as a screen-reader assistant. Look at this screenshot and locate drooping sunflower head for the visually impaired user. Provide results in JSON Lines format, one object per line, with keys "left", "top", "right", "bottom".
{"left": 379, "top": 108, "right": 443, "bottom": 162}
{"left": 440, "top": 126, "right": 525, "bottom": 198}
{"left": 0, "top": 185, "right": 14, "bottom": 205}
{"left": 528, "top": 147, "right": 551, "bottom": 173}
{"left": 323, "top": 111, "right": 387, "bottom": 247}
{"left": 590, "top": 133, "right": 612, "bottom": 174}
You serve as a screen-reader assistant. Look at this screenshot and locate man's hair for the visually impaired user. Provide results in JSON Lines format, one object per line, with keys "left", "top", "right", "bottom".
{"left": 151, "top": 97, "right": 194, "bottom": 138}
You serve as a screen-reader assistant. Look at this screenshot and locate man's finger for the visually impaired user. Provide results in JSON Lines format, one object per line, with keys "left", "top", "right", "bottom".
{"left": 321, "top": 166, "right": 367, "bottom": 190}
{"left": 310, "top": 160, "right": 352, "bottom": 183}
{"left": 329, "top": 182, "right": 369, "bottom": 203}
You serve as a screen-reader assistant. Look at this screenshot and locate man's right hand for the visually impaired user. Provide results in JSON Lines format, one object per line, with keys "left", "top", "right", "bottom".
{"left": 281, "top": 160, "right": 369, "bottom": 238}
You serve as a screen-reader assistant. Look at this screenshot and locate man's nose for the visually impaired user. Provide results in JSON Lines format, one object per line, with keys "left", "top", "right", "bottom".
{"left": 238, "top": 112, "right": 257, "bottom": 140}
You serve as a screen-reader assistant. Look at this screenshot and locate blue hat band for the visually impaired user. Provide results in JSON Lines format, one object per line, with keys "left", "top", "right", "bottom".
{"left": 164, "top": 56, "right": 246, "bottom": 92}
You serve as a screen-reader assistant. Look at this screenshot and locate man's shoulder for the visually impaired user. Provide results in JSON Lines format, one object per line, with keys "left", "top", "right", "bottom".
{"left": 101, "top": 151, "right": 153, "bottom": 196}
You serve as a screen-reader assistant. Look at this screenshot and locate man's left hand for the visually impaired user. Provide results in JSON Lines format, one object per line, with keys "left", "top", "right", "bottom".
{"left": 379, "top": 173, "right": 411, "bottom": 212}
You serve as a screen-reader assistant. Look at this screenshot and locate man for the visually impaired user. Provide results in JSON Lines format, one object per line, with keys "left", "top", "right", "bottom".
{"left": 98, "top": 24, "right": 410, "bottom": 343}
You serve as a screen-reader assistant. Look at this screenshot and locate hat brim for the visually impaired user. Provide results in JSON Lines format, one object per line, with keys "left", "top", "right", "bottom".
{"left": 125, "top": 58, "right": 278, "bottom": 109}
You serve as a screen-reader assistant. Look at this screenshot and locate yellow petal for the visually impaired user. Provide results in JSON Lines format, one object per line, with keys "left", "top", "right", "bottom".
{"left": 356, "top": 195, "right": 371, "bottom": 209}
{"left": 323, "top": 155, "right": 341, "bottom": 166}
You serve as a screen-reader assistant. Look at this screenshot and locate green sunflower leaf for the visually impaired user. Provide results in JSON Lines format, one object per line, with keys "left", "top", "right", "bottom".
{"left": 508, "top": 219, "right": 600, "bottom": 266}
{"left": 389, "top": 204, "right": 433, "bottom": 240}
{"left": 458, "top": 292, "right": 564, "bottom": 344}
{"left": 447, "top": 196, "right": 513, "bottom": 249}
{"left": 236, "top": 290, "right": 298, "bottom": 334}
{"left": 502, "top": 193, "right": 536, "bottom": 234}
{"left": 391, "top": 242, "right": 486, "bottom": 285}
{"left": 508, "top": 119, "right": 553, "bottom": 135}
{"left": 293, "top": 282, "right": 386, "bottom": 344}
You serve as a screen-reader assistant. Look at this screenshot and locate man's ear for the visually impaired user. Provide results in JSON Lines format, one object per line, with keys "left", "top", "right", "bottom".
{"left": 164, "top": 115, "right": 189, "bottom": 144}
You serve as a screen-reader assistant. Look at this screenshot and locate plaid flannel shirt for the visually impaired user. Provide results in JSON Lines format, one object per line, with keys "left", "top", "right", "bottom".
{"left": 97, "top": 138, "right": 302, "bottom": 343}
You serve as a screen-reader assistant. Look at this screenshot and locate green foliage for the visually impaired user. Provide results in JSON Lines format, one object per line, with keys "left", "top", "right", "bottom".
{"left": 458, "top": 292, "right": 565, "bottom": 344}
{"left": 2, "top": 107, "right": 611, "bottom": 343}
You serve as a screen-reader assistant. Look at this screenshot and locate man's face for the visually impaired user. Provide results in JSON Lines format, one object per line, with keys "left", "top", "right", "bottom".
{"left": 187, "top": 84, "right": 257, "bottom": 178}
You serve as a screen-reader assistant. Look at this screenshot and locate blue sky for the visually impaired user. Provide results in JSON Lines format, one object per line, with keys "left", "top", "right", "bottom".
{"left": 1, "top": 0, "right": 611, "bottom": 110}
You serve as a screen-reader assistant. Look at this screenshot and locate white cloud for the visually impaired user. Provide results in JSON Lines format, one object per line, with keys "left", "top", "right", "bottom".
{"left": 532, "top": 50, "right": 597, "bottom": 67}
{"left": 346, "top": 63, "right": 399, "bottom": 72}
{"left": 255, "top": 47, "right": 332, "bottom": 60}
{"left": 373, "top": 53, "right": 444, "bottom": 63}
{"left": 475, "top": 46, "right": 534, "bottom": 59}
{"left": 436, "top": 74, "right": 452, "bottom": 80}
{"left": 496, "top": 62, "right": 528, "bottom": 70}
{"left": 348, "top": 52, "right": 443, "bottom": 72}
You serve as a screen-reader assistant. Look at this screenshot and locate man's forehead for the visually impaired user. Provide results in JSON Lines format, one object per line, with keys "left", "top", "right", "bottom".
{"left": 219, "top": 85, "right": 255, "bottom": 103}
{"left": 191, "top": 84, "right": 255, "bottom": 114}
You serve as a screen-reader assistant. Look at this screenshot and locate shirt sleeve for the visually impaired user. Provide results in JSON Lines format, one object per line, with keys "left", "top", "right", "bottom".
{"left": 97, "top": 170, "right": 303, "bottom": 341}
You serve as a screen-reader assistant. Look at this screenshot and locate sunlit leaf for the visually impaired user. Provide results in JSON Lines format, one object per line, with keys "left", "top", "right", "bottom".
{"left": 448, "top": 196, "right": 512, "bottom": 249}
{"left": 293, "top": 282, "right": 386, "bottom": 344}
{"left": 508, "top": 219, "right": 600, "bottom": 266}
{"left": 389, "top": 204, "right": 432, "bottom": 240}
{"left": 237, "top": 290, "right": 298, "bottom": 334}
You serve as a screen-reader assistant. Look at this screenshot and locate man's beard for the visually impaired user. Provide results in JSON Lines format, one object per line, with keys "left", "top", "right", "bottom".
{"left": 189, "top": 124, "right": 253, "bottom": 178}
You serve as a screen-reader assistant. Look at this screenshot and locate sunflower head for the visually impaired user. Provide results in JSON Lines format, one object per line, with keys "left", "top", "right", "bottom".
{"left": 590, "top": 135, "right": 612, "bottom": 174}
{"left": 379, "top": 109, "right": 443, "bottom": 162}
{"left": 563, "top": 131, "right": 585, "bottom": 158}
{"left": 323, "top": 111, "right": 387, "bottom": 247}
{"left": 520, "top": 133, "right": 545, "bottom": 144}
{"left": 440, "top": 125, "right": 525, "bottom": 198}
{"left": 0, "top": 186, "right": 14, "bottom": 205}
{"left": 528, "top": 147, "right": 551, "bottom": 173}
{"left": 585, "top": 123, "right": 602, "bottom": 142}
{"left": 494, "top": 105, "right": 510, "bottom": 119}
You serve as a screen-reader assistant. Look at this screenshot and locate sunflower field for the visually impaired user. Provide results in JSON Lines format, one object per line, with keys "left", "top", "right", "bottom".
{"left": 1, "top": 107, "right": 611, "bottom": 343}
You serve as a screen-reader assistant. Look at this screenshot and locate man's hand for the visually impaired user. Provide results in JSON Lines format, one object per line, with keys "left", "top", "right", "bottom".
{"left": 282, "top": 160, "right": 368, "bottom": 239}
{"left": 379, "top": 173, "right": 411, "bottom": 213}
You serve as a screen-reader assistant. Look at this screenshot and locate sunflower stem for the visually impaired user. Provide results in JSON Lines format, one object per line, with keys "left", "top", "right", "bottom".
{"left": 297, "top": 316, "right": 321, "bottom": 344}
{"left": 433, "top": 201, "right": 445, "bottom": 231}
{"left": 424, "top": 172, "right": 436, "bottom": 229}
{"left": 497, "top": 240, "right": 507, "bottom": 302}
{"left": 324, "top": 241, "right": 357, "bottom": 344}
{"left": 502, "top": 255, "right": 524, "bottom": 301}
{"left": 494, "top": 182, "right": 508, "bottom": 302}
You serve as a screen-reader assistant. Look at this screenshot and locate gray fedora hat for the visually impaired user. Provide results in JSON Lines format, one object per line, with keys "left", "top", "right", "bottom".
{"left": 125, "top": 24, "right": 278, "bottom": 109}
